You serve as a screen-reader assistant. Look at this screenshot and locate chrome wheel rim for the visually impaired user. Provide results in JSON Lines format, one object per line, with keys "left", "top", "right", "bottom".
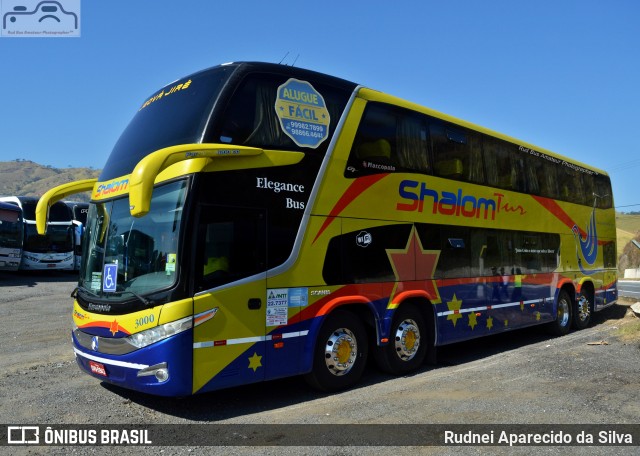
{"left": 394, "top": 318, "right": 421, "bottom": 361}
{"left": 557, "top": 298, "right": 570, "bottom": 327}
{"left": 324, "top": 328, "right": 358, "bottom": 376}
{"left": 577, "top": 296, "right": 590, "bottom": 322}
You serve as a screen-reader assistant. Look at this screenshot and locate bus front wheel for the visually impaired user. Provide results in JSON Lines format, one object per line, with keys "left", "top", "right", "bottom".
{"left": 374, "top": 305, "right": 427, "bottom": 375}
{"left": 305, "top": 310, "right": 368, "bottom": 392}
{"left": 548, "top": 290, "right": 572, "bottom": 336}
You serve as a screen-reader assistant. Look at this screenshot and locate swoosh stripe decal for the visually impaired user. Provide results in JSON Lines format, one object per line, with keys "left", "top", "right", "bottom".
{"left": 312, "top": 173, "right": 388, "bottom": 244}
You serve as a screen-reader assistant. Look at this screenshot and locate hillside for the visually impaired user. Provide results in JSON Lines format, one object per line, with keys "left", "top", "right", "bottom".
{"left": 616, "top": 213, "right": 640, "bottom": 256}
{"left": 0, "top": 160, "right": 100, "bottom": 202}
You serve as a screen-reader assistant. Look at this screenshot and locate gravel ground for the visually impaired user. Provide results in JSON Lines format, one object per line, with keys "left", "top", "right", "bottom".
{"left": 1, "top": 271, "right": 639, "bottom": 455}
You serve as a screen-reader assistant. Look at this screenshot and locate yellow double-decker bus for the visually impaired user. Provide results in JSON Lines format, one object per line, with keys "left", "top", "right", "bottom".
{"left": 37, "top": 62, "right": 617, "bottom": 396}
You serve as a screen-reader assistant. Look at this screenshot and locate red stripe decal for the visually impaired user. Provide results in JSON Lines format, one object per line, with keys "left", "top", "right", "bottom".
{"left": 312, "top": 173, "right": 389, "bottom": 244}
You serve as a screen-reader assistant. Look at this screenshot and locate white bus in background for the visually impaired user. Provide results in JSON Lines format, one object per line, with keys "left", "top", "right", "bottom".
{"left": 0, "top": 196, "right": 74, "bottom": 271}
{"left": 0, "top": 201, "right": 23, "bottom": 271}
{"left": 64, "top": 201, "right": 89, "bottom": 271}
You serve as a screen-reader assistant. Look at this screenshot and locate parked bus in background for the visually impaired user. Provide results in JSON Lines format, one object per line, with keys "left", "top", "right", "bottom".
{"left": 0, "top": 196, "right": 74, "bottom": 271}
{"left": 65, "top": 201, "right": 89, "bottom": 271}
{"left": 36, "top": 62, "right": 617, "bottom": 397}
{"left": 0, "top": 201, "right": 23, "bottom": 271}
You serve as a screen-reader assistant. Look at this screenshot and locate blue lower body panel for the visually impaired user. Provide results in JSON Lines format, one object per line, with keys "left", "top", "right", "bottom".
{"left": 72, "top": 329, "right": 193, "bottom": 397}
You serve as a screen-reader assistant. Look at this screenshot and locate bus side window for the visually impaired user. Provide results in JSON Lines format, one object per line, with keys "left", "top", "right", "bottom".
{"left": 195, "top": 206, "right": 266, "bottom": 291}
{"left": 532, "top": 153, "right": 559, "bottom": 199}
{"left": 595, "top": 175, "right": 613, "bottom": 209}
{"left": 484, "top": 136, "right": 515, "bottom": 191}
{"left": 431, "top": 123, "right": 483, "bottom": 184}
{"left": 346, "top": 103, "right": 430, "bottom": 177}
{"left": 557, "top": 165, "right": 586, "bottom": 205}
{"left": 396, "top": 112, "right": 430, "bottom": 172}
{"left": 347, "top": 104, "right": 398, "bottom": 176}
{"left": 216, "top": 76, "right": 287, "bottom": 147}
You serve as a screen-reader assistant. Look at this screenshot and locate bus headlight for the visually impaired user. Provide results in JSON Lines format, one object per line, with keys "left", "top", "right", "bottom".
{"left": 127, "top": 316, "right": 193, "bottom": 349}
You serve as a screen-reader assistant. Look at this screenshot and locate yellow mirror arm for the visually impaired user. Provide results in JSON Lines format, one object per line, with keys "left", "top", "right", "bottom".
{"left": 128, "top": 144, "right": 263, "bottom": 217}
{"left": 35, "top": 178, "right": 98, "bottom": 235}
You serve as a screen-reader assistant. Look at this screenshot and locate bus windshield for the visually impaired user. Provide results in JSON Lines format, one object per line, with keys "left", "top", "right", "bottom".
{"left": 79, "top": 180, "right": 187, "bottom": 300}
{"left": 101, "top": 67, "right": 233, "bottom": 180}
{"left": 24, "top": 224, "right": 72, "bottom": 253}
{"left": 0, "top": 207, "right": 22, "bottom": 248}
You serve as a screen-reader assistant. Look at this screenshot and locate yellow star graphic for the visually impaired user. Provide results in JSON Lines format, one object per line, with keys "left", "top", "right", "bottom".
{"left": 504, "top": 319, "right": 509, "bottom": 327}
{"left": 486, "top": 316, "right": 494, "bottom": 330}
{"left": 446, "top": 293, "right": 463, "bottom": 327}
{"left": 468, "top": 311, "right": 477, "bottom": 330}
{"left": 248, "top": 352, "right": 262, "bottom": 372}
{"left": 536, "top": 312, "right": 541, "bottom": 321}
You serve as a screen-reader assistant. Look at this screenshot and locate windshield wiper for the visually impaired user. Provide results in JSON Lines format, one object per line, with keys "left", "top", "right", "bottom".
{"left": 113, "top": 288, "right": 151, "bottom": 306}
{"left": 73, "top": 286, "right": 100, "bottom": 299}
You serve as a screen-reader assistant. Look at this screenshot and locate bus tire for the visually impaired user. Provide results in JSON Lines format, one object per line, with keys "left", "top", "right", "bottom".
{"left": 573, "top": 294, "right": 592, "bottom": 330}
{"left": 304, "top": 309, "right": 368, "bottom": 392}
{"left": 374, "top": 305, "right": 427, "bottom": 375}
{"left": 547, "top": 290, "right": 572, "bottom": 336}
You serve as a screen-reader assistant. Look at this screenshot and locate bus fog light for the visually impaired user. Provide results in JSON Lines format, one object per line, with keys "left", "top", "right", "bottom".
{"left": 155, "top": 368, "right": 169, "bottom": 382}
{"left": 137, "top": 362, "right": 169, "bottom": 382}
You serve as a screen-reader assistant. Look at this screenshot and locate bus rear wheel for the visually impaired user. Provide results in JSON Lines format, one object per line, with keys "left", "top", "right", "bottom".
{"left": 573, "top": 294, "right": 592, "bottom": 330}
{"left": 547, "top": 290, "right": 572, "bottom": 336}
{"left": 374, "top": 306, "right": 427, "bottom": 375}
{"left": 304, "top": 309, "right": 368, "bottom": 392}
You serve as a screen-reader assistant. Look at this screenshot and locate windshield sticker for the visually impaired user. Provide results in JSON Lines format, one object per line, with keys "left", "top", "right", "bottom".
{"left": 139, "top": 79, "right": 193, "bottom": 111}
{"left": 91, "top": 272, "right": 102, "bottom": 292}
{"left": 103, "top": 264, "right": 118, "bottom": 293}
{"left": 275, "top": 78, "right": 330, "bottom": 149}
{"left": 166, "top": 253, "right": 177, "bottom": 274}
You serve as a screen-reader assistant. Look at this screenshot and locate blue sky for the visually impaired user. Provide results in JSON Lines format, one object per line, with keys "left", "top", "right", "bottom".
{"left": 1, "top": 0, "right": 639, "bottom": 209}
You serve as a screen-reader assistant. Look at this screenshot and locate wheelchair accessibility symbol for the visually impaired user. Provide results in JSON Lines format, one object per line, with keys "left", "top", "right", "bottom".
{"left": 103, "top": 264, "right": 117, "bottom": 292}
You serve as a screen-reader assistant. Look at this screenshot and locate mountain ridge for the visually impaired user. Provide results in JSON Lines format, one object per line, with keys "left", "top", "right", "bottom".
{"left": 0, "top": 160, "right": 100, "bottom": 202}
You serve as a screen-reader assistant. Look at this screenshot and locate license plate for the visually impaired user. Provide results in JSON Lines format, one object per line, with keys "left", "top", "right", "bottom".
{"left": 89, "top": 361, "right": 107, "bottom": 377}
{"left": 47, "top": 264, "right": 56, "bottom": 268}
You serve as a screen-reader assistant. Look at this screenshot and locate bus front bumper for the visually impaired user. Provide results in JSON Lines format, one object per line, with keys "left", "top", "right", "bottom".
{"left": 71, "top": 328, "right": 193, "bottom": 397}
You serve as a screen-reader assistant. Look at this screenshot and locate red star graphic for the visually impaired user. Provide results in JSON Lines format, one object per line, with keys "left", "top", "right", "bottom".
{"left": 109, "top": 319, "right": 120, "bottom": 336}
{"left": 386, "top": 227, "right": 441, "bottom": 303}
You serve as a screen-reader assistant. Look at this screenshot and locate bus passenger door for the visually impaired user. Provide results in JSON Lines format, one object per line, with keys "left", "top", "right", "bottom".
{"left": 192, "top": 205, "right": 267, "bottom": 393}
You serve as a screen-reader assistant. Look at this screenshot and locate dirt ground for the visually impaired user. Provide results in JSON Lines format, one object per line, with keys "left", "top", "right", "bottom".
{"left": 1, "top": 271, "right": 639, "bottom": 455}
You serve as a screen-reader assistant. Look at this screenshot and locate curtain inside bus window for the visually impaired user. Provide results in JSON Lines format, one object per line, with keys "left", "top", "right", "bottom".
{"left": 484, "top": 136, "right": 514, "bottom": 190}
{"left": 557, "top": 165, "right": 586, "bottom": 205}
{"left": 430, "top": 123, "right": 484, "bottom": 184}
{"left": 212, "top": 73, "right": 350, "bottom": 154}
{"left": 396, "top": 112, "right": 430, "bottom": 172}
{"left": 595, "top": 175, "right": 613, "bottom": 209}
{"left": 347, "top": 103, "right": 432, "bottom": 177}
